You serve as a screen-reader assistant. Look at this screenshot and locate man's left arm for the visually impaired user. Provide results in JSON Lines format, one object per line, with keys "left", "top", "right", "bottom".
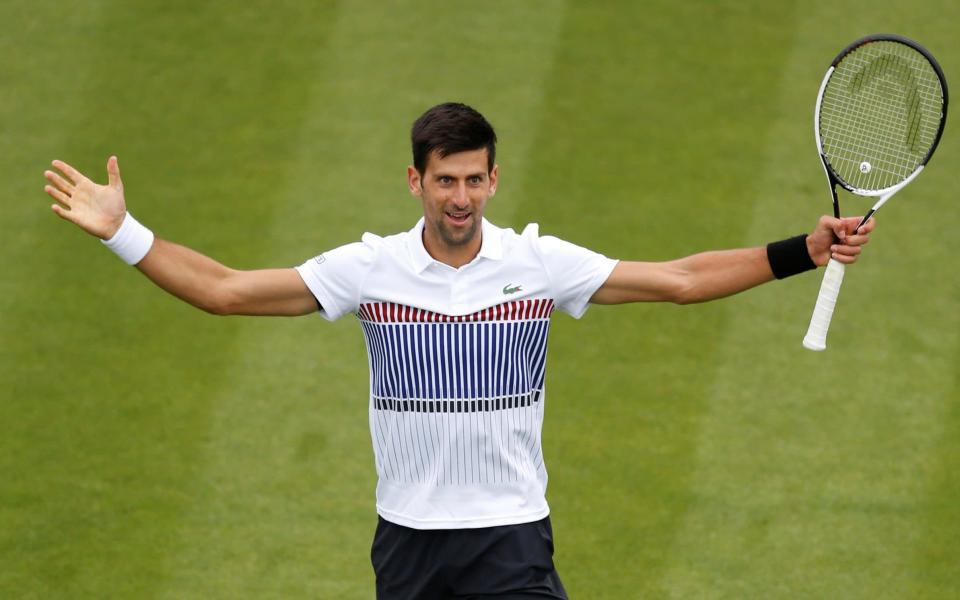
{"left": 590, "top": 215, "right": 875, "bottom": 305}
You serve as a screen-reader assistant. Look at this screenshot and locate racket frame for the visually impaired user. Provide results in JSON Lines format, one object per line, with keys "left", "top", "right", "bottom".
{"left": 803, "top": 34, "right": 948, "bottom": 351}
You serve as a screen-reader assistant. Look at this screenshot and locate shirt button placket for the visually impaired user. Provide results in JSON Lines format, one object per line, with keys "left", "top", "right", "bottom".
{"left": 451, "top": 272, "right": 467, "bottom": 314}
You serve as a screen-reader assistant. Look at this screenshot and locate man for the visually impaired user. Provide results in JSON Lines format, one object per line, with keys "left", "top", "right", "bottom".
{"left": 43, "top": 102, "right": 873, "bottom": 599}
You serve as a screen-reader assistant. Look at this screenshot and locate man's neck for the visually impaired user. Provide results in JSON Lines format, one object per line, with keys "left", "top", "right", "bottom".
{"left": 422, "top": 227, "right": 482, "bottom": 269}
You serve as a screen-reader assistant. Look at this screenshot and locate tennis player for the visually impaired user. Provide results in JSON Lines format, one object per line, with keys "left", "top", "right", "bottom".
{"left": 43, "top": 102, "right": 873, "bottom": 599}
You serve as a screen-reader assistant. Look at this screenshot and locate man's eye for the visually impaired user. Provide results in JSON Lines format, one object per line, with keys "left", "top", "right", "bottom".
{"left": 439, "top": 177, "right": 452, "bottom": 184}
{"left": 468, "top": 176, "right": 482, "bottom": 184}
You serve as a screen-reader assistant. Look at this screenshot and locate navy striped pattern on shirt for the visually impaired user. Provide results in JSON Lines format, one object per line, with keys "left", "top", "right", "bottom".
{"left": 358, "top": 300, "right": 554, "bottom": 486}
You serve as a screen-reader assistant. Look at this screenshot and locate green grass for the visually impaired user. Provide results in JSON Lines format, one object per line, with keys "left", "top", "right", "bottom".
{"left": 2, "top": 1, "right": 958, "bottom": 598}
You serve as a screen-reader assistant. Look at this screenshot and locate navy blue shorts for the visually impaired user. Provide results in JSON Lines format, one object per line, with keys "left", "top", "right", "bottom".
{"left": 371, "top": 516, "right": 568, "bottom": 599}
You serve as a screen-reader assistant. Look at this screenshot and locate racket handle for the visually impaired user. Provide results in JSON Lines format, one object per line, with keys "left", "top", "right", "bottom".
{"left": 802, "top": 258, "right": 846, "bottom": 351}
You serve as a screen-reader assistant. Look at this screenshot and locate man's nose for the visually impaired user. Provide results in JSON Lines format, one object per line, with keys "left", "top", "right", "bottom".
{"left": 452, "top": 182, "right": 469, "bottom": 205}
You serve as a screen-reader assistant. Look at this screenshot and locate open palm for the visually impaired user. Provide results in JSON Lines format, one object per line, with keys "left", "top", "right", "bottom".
{"left": 44, "top": 156, "right": 127, "bottom": 240}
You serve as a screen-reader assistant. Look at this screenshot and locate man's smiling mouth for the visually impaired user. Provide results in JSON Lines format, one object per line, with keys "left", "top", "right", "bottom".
{"left": 445, "top": 211, "right": 471, "bottom": 225}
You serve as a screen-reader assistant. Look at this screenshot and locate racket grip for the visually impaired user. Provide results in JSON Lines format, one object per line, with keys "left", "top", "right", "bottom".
{"left": 802, "top": 258, "right": 846, "bottom": 351}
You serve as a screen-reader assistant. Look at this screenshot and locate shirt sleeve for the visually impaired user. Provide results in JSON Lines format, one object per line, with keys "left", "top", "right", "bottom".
{"left": 294, "top": 233, "right": 380, "bottom": 321}
{"left": 532, "top": 227, "right": 619, "bottom": 319}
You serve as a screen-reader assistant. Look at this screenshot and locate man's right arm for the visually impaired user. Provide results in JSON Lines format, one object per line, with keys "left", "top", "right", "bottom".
{"left": 44, "top": 156, "right": 318, "bottom": 317}
{"left": 135, "top": 239, "right": 317, "bottom": 316}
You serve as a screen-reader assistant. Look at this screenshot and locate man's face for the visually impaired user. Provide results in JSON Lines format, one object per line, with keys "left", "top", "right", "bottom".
{"left": 408, "top": 148, "right": 498, "bottom": 251}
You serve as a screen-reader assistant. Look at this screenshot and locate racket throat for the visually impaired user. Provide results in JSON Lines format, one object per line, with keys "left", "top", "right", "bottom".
{"left": 852, "top": 166, "right": 923, "bottom": 232}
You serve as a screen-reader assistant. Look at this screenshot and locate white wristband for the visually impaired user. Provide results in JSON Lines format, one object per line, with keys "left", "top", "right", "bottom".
{"left": 101, "top": 212, "right": 155, "bottom": 265}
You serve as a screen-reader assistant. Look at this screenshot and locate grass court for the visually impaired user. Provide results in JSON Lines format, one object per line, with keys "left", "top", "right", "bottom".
{"left": 2, "top": 1, "right": 958, "bottom": 597}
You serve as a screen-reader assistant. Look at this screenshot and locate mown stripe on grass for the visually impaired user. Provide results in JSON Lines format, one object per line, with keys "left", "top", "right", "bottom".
{"left": 657, "top": 5, "right": 960, "bottom": 598}
{"left": 1, "top": 2, "right": 339, "bottom": 598}
{"left": 0, "top": 6, "right": 112, "bottom": 597}
{"left": 509, "top": 1, "right": 799, "bottom": 597}
{"left": 910, "top": 349, "right": 960, "bottom": 597}
{"left": 155, "top": 3, "right": 568, "bottom": 598}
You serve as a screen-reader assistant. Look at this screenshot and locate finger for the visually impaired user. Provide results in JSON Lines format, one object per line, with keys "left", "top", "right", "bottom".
{"left": 818, "top": 215, "right": 839, "bottom": 232}
{"left": 44, "top": 170, "right": 75, "bottom": 195}
{"left": 842, "top": 215, "right": 875, "bottom": 234}
{"left": 831, "top": 251, "right": 859, "bottom": 265}
{"left": 843, "top": 233, "right": 871, "bottom": 246}
{"left": 831, "top": 244, "right": 861, "bottom": 258}
{"left": 855, "top": 217, "right": 876, "bottom": 234}
{"left": 50, "top": 203, "right": 79, "bottom": 224}
{"left": 51, "top": 159, "right": 86, "bottom": 185}
{"left": 44, "top": 184, "right": 72, "bottom": 207}
{"left": 107, "top": 155, "right": 122, "bottom": 189}
{"left": 831, "top": 220, "right": 848, "bottom": 242}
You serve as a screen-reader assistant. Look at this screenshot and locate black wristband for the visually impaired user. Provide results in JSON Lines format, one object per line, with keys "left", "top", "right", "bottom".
{"left": 767, "top": 234, "right": 816, "bottom": 279}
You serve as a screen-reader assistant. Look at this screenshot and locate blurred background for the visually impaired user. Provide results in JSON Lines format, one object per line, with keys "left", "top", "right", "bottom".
{"left": 2, "top": 1, "right": 957, "bottom": 597}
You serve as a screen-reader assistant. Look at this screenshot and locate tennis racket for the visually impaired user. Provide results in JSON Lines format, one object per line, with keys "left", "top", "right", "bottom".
{"left": 802, "top": 34, "right": 948, "bottom": 351}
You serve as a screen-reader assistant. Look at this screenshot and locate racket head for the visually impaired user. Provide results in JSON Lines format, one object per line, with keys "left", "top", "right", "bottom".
{"left": 815, "top": 34, "right": 948, "bottom": 196}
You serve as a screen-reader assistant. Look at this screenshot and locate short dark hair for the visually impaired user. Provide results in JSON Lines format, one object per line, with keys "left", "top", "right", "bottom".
{"left": 411, "top": 102, "right": 497, "bottom": 175}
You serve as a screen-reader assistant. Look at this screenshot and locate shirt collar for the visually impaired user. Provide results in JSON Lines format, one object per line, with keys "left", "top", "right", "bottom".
{"left": 407, "top": 217, "right": 503, "bottom": 273}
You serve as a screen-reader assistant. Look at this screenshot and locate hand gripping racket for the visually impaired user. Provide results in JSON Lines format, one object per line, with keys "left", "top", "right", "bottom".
{"left": 803, "top": 34, "right": 948, "bottom": 351}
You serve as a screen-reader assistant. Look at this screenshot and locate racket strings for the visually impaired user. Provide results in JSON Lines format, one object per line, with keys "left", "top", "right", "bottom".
{"left": 825, "top": 66, "right": 937, "bottom": 187}
{"left": 819, "top": 40, "right": 944, "bottom": 192}
{"left": 826, "top": 48, "right": 939, "bottom": 182}
{"left": 850, "top": 54, "right": 923, "bottom": 150}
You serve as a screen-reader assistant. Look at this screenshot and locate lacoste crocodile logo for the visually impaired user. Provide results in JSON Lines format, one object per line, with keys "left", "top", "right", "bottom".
{"left": 502, "top": 284, "right": 523, "bottom": 295}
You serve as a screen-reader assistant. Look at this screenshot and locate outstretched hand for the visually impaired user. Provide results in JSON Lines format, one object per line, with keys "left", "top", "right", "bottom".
{"left": 805, "top": 215, "right": 875, "bottom": 267}
{"left": 44, "top": 156, "right": 127, "bottom": 240}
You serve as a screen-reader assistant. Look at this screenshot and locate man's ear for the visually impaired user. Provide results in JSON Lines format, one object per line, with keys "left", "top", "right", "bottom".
{"left": 407, "top": 165, "right": 422, "bottom": 196}
{"left": 489, "top": 163, "right": 498, "bottom": 195}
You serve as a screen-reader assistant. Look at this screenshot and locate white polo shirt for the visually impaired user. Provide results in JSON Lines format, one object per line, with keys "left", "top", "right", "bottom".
{"left": 295, "top": 218, "right": 617, "bottom": 529}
